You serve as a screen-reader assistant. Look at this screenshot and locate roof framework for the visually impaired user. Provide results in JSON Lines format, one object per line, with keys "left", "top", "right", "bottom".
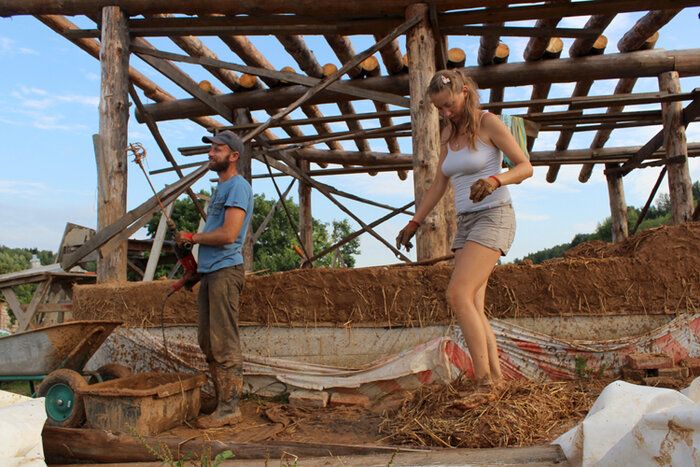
{"left": 3, "top": 1, "right": 698, "bottom": 280}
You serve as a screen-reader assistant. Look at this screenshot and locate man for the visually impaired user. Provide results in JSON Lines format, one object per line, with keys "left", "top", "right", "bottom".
{"left": 176, "top": 130, "right": 253, "bottom": 428}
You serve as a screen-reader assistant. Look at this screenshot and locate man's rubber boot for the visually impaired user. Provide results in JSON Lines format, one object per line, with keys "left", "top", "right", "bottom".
{"left": 195, "top": 368, "right": 243, "bottom": 428}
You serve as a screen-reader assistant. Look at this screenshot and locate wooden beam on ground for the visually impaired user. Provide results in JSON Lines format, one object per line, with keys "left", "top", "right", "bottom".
{"left": 136, "top": 48, "right": 700, "bottom": 123}
{"left": 96, "top": 6, "right": 129, "bottom": 283}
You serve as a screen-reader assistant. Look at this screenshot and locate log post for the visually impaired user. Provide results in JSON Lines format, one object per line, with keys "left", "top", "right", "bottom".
{"left": 234, "top": 109, "right": 254, "bottom": 272}
{"left": 606, "top": 168, "right": 628, "bottom": 242}
{"left": 406, "top": 3, "right": 452, "bottom": 260}
{"left": 97, "top": 6, "right": 130, "bottom": 282}
{"left": 298, "top": 159, "right": 313, "bottom": 265}
{"left": 658, "top": 71, "right": 694, "bottom": 224}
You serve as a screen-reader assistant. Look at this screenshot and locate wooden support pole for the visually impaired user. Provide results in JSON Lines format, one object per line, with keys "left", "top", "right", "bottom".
{"left": 659, "top": 71, "right": 694, "bottom": 224}
{"left": 605, "top": 166, "right": 628, "bottom": 243}
{"left": 298, "top": 159, "right": 313, "bottom": 266}
{"left": 97, "top": 6, "right": 129, "bottom": 283}
{"left": 406, "top": 3, "right": 452, "bottom": 260}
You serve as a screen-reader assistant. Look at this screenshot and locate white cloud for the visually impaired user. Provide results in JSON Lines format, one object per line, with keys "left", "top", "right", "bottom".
{"left": 0, "top": 36, "right": 37, "bottom": 56}
{"left": 0, "top": 180, "right": 47, "bottom": 196}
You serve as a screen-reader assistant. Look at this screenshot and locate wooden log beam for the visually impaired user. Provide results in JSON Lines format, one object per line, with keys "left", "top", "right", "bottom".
{"left": 546, "top": 30, "right": 609, "bottom": 182}
{"left": 96, "top": 6, "right": 129, "bottom": 283}
{"left": 579, "top": 8, "right": 680, "bottom": 182}
{"left": 276, "top": 35, "right": 344, "bottom": 152}
{"left": 136, "top": 49, "right": 700, "bottom": 123}
{"left": 2, "top": 0, "right": 527, "bottom": 17}
{"left": 522, "top": 1, "right": 567, "bottom": 61}
{"left": 35, "top": 15, "right": 220, "bottom": 130}
{"left": 406, "top": 3, "right": 452, "bottom": 260}
{"left": 324, "top": 35, "right": 363, "bottom": 79}
{"left": 322, "top": 63, "right": 371, "bottom": 154}
{"left": 446, "top": 48, "right": 465, "bottom": 69}
{"left": 659, "top": 71, "right": 695, "bottom": 224}
{"left": 488, "top": 43, "right": 510, "bottom": 115}
{"left": 477, "top": 23, "right": 504, "bottom": 66}
{"left": 525, "top": 37, "right": 562, "bottom": 150}
{"left": 374, "top": 34, "right": 406, "bottom": 75}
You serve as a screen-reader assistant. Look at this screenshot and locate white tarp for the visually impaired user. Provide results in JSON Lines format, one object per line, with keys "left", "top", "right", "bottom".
{"left": 0, "top": 390, "right": 46, "bottom": 467}
{"left": 554, "top": 378, "right": 700, "bottom": 466}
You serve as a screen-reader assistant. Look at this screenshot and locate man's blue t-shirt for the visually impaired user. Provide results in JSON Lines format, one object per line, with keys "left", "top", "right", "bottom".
{"left": 197, "top": 175, "right": 253, "bottom": 274}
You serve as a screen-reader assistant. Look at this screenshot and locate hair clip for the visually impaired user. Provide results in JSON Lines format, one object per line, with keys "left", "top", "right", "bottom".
{"left": 440, "top": 75, "right": 450, "bottom": 85}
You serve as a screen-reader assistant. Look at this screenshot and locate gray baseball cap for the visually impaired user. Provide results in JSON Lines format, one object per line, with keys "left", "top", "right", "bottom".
{"left": 202, "top": 130, "right": 244, "bottom": 154}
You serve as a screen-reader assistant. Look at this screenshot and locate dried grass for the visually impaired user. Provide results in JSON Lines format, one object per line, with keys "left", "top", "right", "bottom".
{"left": 378, "top": 376, "right": 611, "bottom": 448}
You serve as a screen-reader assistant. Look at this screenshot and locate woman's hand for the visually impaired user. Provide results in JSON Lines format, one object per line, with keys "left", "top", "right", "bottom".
{"left": 396, "top": 220, "right": 420, "bottom": 252}
{"left": 469, "top": 176, "right": 500, "bottom": 202}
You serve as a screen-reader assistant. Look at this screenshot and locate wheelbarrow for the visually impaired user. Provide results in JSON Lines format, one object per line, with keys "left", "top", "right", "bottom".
{"left": 0, "top": 320, "right": 130, "bottom": 427}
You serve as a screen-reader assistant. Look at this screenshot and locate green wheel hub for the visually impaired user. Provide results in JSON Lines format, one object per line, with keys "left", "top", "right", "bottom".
{"left": 44, "top": 382, "right": 76, "bottom": 422}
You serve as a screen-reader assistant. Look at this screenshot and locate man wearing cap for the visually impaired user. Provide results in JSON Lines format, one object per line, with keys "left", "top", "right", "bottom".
{"left": 175, "top": 130, "right": 253, "bottom": 428}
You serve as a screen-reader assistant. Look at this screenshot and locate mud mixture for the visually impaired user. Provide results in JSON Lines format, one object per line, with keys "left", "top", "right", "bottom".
{"left": 73, "top": 223, "right": 700, "bottom": 326}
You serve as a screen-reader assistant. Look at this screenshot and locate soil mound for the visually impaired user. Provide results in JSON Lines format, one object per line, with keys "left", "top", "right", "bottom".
{"left": 72, "top": 222, "right": 700, "bottom": 326}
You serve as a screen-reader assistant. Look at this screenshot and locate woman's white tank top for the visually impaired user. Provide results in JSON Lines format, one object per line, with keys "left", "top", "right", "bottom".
{"left": 441, "top": 129, "right": 512, "bottom": 213}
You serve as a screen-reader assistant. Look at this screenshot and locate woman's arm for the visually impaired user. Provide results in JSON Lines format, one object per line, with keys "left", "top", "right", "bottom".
{"left": 482, "top": 113, "right": 533, "bottom": 186}
{"left": 412, "top": 139, "right": 450, "bottom": 224}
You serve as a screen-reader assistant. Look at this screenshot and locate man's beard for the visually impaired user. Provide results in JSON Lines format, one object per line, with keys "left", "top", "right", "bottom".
{"left": 209, "top": 158, "right": 231, "bottom": 173}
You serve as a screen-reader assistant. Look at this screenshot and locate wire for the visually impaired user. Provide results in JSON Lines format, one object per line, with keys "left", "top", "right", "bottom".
{"left": 161, "top": 288, "right": 176, "bottom": 358}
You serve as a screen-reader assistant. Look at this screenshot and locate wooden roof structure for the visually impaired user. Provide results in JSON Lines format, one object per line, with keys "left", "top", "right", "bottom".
{"left": 2, "top": 1, "right": 698, "bottom": 281}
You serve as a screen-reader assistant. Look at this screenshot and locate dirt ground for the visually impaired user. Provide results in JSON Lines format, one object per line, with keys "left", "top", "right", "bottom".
{"left": 72, "top": 222, "right": 700, "bottom": 326}
{"left": 157, "top": 374, "right": 696, "bottom": 450}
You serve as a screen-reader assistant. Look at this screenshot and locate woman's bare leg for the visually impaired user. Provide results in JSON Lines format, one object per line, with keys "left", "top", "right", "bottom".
{"left": 447, "top": 241, "right": 501, "bottom": 386}
{"left": 474, "top": 281, "right": 503, "bottom": 383}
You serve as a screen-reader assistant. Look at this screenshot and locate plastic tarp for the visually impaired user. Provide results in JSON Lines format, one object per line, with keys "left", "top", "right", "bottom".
{"left": 554, "top": 378, "right": 700, "bottom": 466}
{"left": 0, "top": 390, "right": 46, "bottom": 467}
{"left": 90, "top": 313, "right": 699, "bottom": 396}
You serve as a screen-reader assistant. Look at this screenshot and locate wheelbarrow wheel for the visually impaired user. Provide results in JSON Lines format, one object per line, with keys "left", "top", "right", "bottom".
{"left": 37, "top": 369, "right": 88, "bottom": 428}
{"left": 89, "top": 363, "right": 133, "bottom": 384}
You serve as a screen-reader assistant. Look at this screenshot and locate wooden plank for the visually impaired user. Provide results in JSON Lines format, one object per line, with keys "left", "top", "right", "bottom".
{"left": 129, "top": 45, "right": 410, "bottom": 108}
{"left": 60, "top": 164, "right": 208, "bottom": 271}
{"left": 142, "top": 201, "right": 173, "bottom": 281}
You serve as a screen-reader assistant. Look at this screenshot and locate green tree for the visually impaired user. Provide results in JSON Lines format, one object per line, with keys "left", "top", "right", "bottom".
{"left": 516, "top": 182, "right": 699, "bottom": 264}
{"left": 145, "top": 192, "right": 361, "bottom": 275}
{"left": 251, "top": 194, "right": 360, "bottom": 273}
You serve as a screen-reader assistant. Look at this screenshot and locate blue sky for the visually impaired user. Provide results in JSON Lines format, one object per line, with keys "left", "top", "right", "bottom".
{"left": 1, "top": 9, "right": 698, "bottom": 267}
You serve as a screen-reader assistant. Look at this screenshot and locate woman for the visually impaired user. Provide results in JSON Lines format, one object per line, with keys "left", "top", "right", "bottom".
{"left": 396, "top": 69, "right": 533, "bottom": 391}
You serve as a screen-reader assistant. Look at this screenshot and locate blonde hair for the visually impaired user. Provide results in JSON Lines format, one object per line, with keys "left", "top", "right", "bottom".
{"left": 426, "top": 69, "right": 482, "bottom": 150}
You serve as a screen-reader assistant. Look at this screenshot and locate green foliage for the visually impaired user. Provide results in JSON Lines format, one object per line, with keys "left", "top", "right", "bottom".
{"left": 128, "top": 423, "right": 234, "bottom": 466}
{"left": 517, "top": 181, "right": 699, "bottom": 265}
{"left": 252, "top": 194, "right": 360, "bottom": 272}
{"left": 143, "top": 192, "right": 361, "bottom": 275}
